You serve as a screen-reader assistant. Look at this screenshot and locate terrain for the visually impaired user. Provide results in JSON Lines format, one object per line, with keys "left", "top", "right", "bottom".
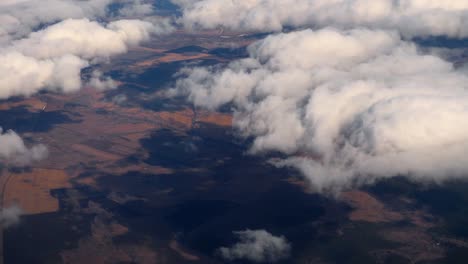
{"left": 1, "top": 30, "right": 468, "bottom": 264}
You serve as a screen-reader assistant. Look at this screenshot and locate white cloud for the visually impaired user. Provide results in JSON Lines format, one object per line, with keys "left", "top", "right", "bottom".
{"left": 0, "top": 128, "right": 48, "bottom": 166}
{"left": 0, "top": 205, "right": 23, "bottom": 228}
{"left": 9, "top": 19, "right": 154, "bottom": 59}
{"left": 0, "top": 1, "right": 172, "bottom": 172}
{"left": 0, "top": 0, "right": 112, "bottom": 43}
{"left": 0, "top": 18, "right": 158, "bottom": 99}
{"left": 0, "top": 0, "right": 160, "bottom": 43}
{"left": 174, "top": 0, "right": 468, "bottom": 38}
{"left": 88, "top": 70, "right": 118, "bottom": 90}
{"left": 218, "top": 230, "right": 291, "bottom": 263}
{"left": 117, "top": 0, "right": 154, "bottom": 17}
{"left": 111, "top": 94, "right": 128, "bottom": 105}
{"left": 174, "top": 28, "right": 468, "bottom": 193}
{"left": 0, "top": 0, "right": 174, "bottom": 100}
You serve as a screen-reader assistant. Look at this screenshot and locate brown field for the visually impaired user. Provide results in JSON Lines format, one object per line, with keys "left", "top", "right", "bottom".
{"left": 158, "top": 108, "right": 194, "bottom": 129}
{"left": 130, "top": 46, "right": 166, "bottom": 53}
{"left": 71, "top": 144, "right": 122, "bottom": 161}
{"left": 120, "top": 132, "right": 149, "bottom": 142}
{"left": 133, "top": 52, "right": 213, "bottom": 69}
{"left": 11, "top": 79, "right": 233, "bottom": 197}
{"left": 341, "top": 191, "right": 404, "bottom": 223}
{"left": 74, "top": 176, "right": 97, "bottom": 187}
{"left": 197, "top": 110, "right": 232, "bottom": 127}
{"left": 376, "top": 228, "right": 444, "bottom": 263}
{"left": 0, "top": 97, "right": 46, "bottom": 112}
{"left": 4, "top": 168, "right": 71, "bottom": 215}
{"left": 129, "top": 29, "right": 254, "bottom": 51}
{"left": 0, "top": 40, "right": 234, "bottom": 219}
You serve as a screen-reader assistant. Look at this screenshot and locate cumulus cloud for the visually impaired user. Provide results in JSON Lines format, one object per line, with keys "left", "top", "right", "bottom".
{"left": 218, "top": 230, "right": 291, "bottom": 263}
{"left": 174, "top": 28, "right": 468, "bottom": 193}
{"left": 117, "top": 0, "right": 154, "bottom": 17}
{"left": 0, "top": 18, "right": 159, "bottom": 99}
{"left": 0, "top": 205, "right": 23, "bottom": 228}
{"left": 0, "top": 1, "right": 171, "bottom": 173}
{"left": 111, "top": 94, "right": 128, "bottom": 105}
{"left": 0, "top": 128, "right": 48, "bottom": 166}
{"left": 88, "top": 70, "right": 118, "bottom": 90}
{"left": 174, "top": 0, "right": 468, "bottom": 38}
{"left": 0, "top": 0, "right": 174, "bottom": 100}
{"left": 0, "top": 0, "right": 160, "bottom": 43}
{"left": 0, "top": 0, "right": 110, "bottom": 42}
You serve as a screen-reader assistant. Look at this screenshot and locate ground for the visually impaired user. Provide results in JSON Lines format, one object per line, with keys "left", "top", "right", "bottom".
{"left": 1, "top": 30, "right": 468, "bottom": 264}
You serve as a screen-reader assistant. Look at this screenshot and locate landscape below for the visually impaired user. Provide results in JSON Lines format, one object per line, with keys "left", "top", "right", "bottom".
{"left": 1, "top": 30, "right": 468, "bottom": 264}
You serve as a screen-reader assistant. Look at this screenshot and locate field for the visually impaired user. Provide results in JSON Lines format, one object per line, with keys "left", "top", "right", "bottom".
{"left": 3, "top": 30, "right": 468, "bottom": 264}
{"left": 4, "top": 169, "right": 70, "bottom": 215}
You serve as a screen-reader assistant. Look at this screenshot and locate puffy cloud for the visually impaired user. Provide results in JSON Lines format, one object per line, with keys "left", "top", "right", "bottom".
{"left": 117, "top": 0, "right": 154, "bottom": 17}
{"left": 0, "top": 18, "right": 158, "bottom": 99}
{"left": 0, "top": 0, "right": 175, "bottom": 99}
{"left": 0, "top": 128, "right": 48, "bottom": 166}
{"left": 9, "top": 19, "right": 155, "bottom": 59}
{"left": 0, "top": 1, "right": 171, "bottom": 174}
{"left": 218, "top": 230, "right": 291, "bottom": 263}
{"left": 0, "top": 0, "right": 111, "bottom": 43}
{"left": 0, "top": 0, "right": 158, "bottom": 43}
{"left": 174, "top": 0, "right": 468, "bottom": 38}
{"left": 174, "top": 28, "right": 468, "bottom": 193}
{"left": 0, "top": 205, "right": 23, "bottom": 228}
{"left": 88, "top": 70, "right": 118, "bottom": 90}
{"left": 111, "top": 94, "right": 128, "bottom": 105}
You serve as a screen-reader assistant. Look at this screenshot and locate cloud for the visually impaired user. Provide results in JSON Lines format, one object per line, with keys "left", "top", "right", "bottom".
{"left": 0, "top": 0, "right": 174, "bottom": 100}
{"left": 0, "top": 1, "right": 171, "bottom": 173}
{"left": 174, "top": 28, "right": 468, "bottom": 193}
{"left": 0, "top": 0, "right": 113, "bottom": 43}
{"left": 0, "top": 0, "right": 159, "bottom": 43}
{"left": 117, "top": 0, "right": 154, "bottom": 17}
{"left": 174, "top": 0, "right": 468, "bottom": 38}
{"left": 111, "top": 94, "right": 128, "bottom": 105}
{"left": 218, "top": 230, "right": 291, "bottom": 263}
{"left": 0, "top": 18, "right": 160, "bottom": 99}
{"left": 88, "top": 70, "right": 118, "bottom": 90}
{"left": 0, "top": 205, "right": 23, "bottom": 228}
{"left": 0, "top": 128, "right": 48, "bottom": 166}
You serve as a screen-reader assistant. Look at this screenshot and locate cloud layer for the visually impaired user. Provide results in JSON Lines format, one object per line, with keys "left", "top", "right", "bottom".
{"left": 0, "top": 0, "right": 159, "bottom": 43}
{"left": 0, "top": 18, "right": 159, "bottom": 98}
{"left": 0, "top": 128, "right": 48, "bottom": 166}
{"left": 0, "top": 0, "right": 173, "bottom": 100}
{"left": 218, "top": 230, "right": 291, "bottom": 263}
{"left": 174, "top": 28, "right": 468, "bottom": 192}
{"left": 1, "top": 0, "right": 110, "bottom": 43}
{"left": 174, "top": 0, "right": 468, "bottom": 38}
